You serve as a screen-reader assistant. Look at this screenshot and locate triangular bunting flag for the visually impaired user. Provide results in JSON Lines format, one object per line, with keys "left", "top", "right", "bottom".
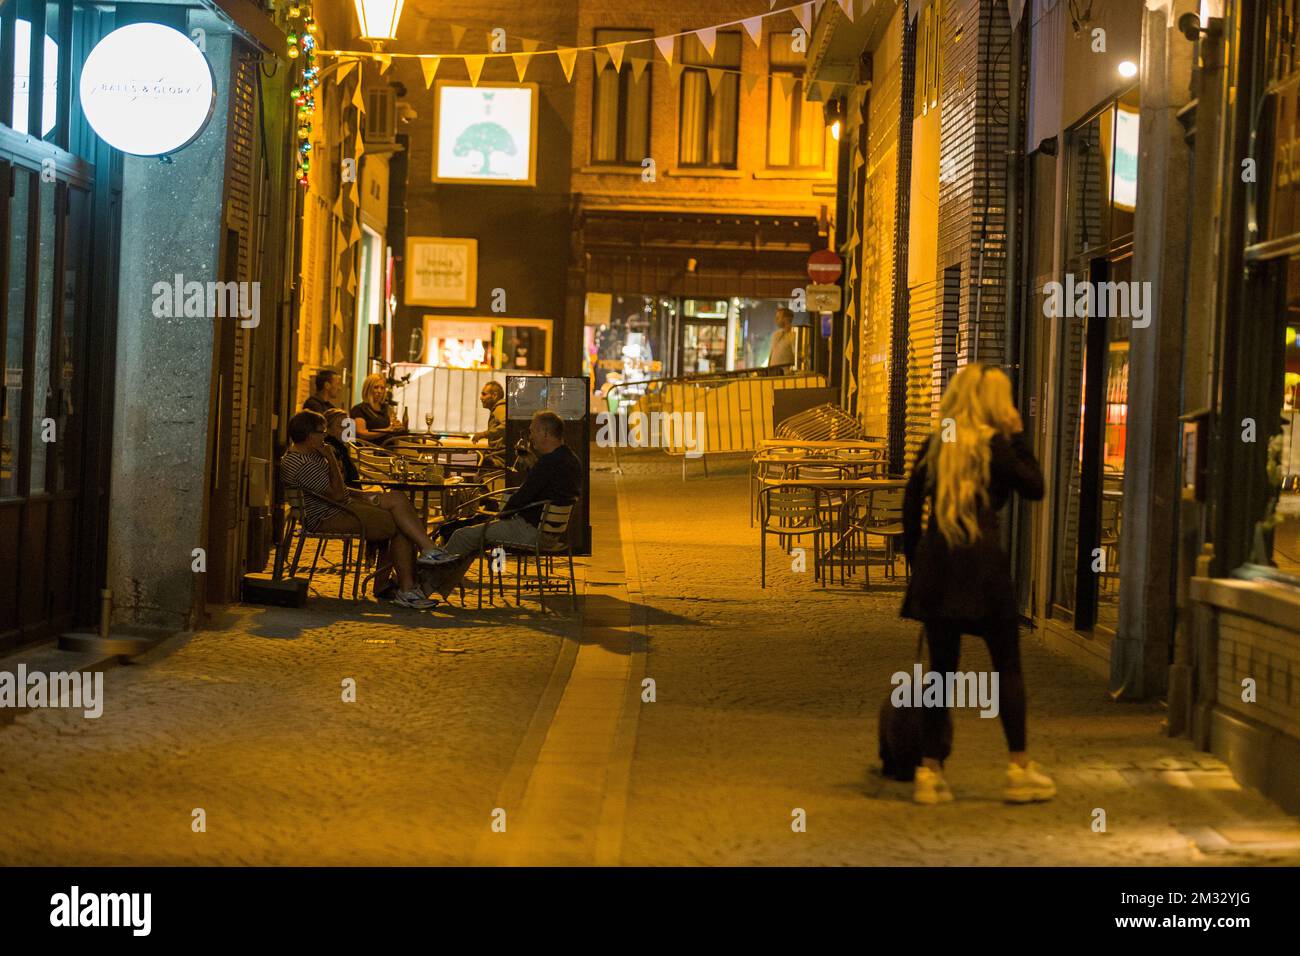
{"left": 815, "top": 0, "right": 826, "bottom": 16}
{"left": 630, "top": 56, "right": 649, "bottom": 83}
{"left": 592, "top": 48, "right": 611, "bottom": 73}
{"left": 556, "top": 47, "right": 578, "bottom": 82}
{"left": 376, "top": 54, "right": 392, "bottom": 75}
{"left": 420, "top": 56, "right": 440, "bottom": 89}
{"left": 837, "top": 0, "right": 856, "bottom": 20}
{"left": 696, "top": 26, "right": 717, "bottom": 57}
{"left": 742, "top": 16, "right": 763, "bottom": 45}
{"left": 778, "top": 73, "right": 796, "bottom": 98}
{"left": 795, "top": 2, "right": 813, "bottom": 33}
{"left": 769, "top": 0, "right": 779, "bottom": 8}
{"left": 352, "top": 80, "right": 366, "bottom": 113}
{"left": 743, "top": 71, "right": 760, "bottom": 95}
{"left": 706, "top": 68, "right": 723, "bottom": 95}
{"left": 609, "top": 42, "right": 626, "bottom": 73}
{"left": 450, "top": 24, "right": 466, "bottom": 48}
{"left": 813, "top": 80, "right": 834, "bottom": 101}
{"left": 463, "top": 55, "right": 485, "bottom": 86}
{"left": 512, "top": 52, "right": 532, "bottom": 82}
{"left": 521, "top": 38, "right": 541, "bottom": 54}
{"left": 654, "top": 35, "right": 675, "bottom": 65}
{"left": 336, "top": 59, "right": 358, "bottom": 83}
{"left": 668, "top": 60, "right": 684, "bottom": 85}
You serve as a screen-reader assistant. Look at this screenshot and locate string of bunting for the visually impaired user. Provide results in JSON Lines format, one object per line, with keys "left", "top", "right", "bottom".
{"left": 315, "top": 0, "right": 868, "bottom": 95}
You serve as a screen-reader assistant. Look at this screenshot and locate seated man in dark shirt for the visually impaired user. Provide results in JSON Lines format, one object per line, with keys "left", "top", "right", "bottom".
{"left": 419, "top": 410, "right": 582, "bottom": 595}
{"left": 303, "top": 368, "right": 342, "bottom": 415}
{"left": 323, "top": 408, "right": 361, "bottom": 487}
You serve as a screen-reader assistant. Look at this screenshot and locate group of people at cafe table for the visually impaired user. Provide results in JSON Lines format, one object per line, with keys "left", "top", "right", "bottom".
{"left": 282, "top": 369, "right": 580, "bottom": 609}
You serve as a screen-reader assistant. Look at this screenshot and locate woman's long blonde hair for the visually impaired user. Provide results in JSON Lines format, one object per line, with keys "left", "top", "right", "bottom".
{"left": 923, "top": 363, "right": 1024, "bottom": 548}
{"left": 361, "top": 373, "right": 388, "bottom": 406}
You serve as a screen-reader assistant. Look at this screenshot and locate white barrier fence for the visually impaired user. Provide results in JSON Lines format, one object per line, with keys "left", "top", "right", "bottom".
{"left": 390, "top": 364, "right": 542, "bottom": 433}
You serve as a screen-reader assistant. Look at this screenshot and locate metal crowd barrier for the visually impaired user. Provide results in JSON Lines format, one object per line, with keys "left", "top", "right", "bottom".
{"left": 605, "top": 368, "right": 829, "bottom": 474}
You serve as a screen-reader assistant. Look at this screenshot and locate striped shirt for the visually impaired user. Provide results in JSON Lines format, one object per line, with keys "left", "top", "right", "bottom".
{"left": 281, "top": 451, "right": 344, "bottom": 530}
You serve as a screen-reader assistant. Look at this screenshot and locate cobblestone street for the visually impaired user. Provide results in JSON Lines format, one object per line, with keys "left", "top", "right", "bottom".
{"left": 2, "top": 455, "right": 1298, "bottom": 866}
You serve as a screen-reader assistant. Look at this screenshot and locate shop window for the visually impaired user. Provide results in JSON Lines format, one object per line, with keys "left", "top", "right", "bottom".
{"left": 591, "top": 28, "right": 652, "bottom": 165}
{"left": 767, "top": 32, "right": 824, "bottom": 169}
{"left": 1066, "top": 95, "right": 1139, "bottom": 260}
{"left": 1271, "top": 275, "right": 1300, "bottom": 576}
{"left": 678, "top": 31, "right": 740, "bottom": 168}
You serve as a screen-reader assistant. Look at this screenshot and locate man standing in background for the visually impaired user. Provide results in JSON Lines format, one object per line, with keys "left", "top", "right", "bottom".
{"left": 767, "top": 308, "right": 797, "bottom": 368}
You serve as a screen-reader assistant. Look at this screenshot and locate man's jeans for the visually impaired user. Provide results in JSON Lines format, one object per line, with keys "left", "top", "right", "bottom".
{"left": 419, "top": 516, "right": 540, "bottom": 599}
{"left": 445, "top": 515, "right": 539, "bottom": 556}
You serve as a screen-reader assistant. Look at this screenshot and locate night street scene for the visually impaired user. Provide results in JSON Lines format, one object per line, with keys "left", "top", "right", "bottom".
{"left": 0, "top": 0, "right": 1298, "bottom": 940}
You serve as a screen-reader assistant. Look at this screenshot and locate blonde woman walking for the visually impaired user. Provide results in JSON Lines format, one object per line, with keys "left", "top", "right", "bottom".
{"left": 901, "top": 363, "right": 1054, "bottom": 805}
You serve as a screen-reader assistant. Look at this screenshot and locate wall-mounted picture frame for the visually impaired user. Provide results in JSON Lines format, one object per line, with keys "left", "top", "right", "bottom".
{"left": 405, "top": 236, "right": 477, "bottom": 308}
{"left": 433, "top": 80, "right": 539, "bottom": 187}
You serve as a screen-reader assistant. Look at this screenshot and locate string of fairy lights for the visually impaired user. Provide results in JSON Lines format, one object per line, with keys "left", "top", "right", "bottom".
{"left": 285, "top": 2, "right": 322, "bottom": 185}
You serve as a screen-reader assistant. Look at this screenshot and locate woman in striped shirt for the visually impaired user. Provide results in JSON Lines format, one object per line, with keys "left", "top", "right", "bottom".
{"left": 283, "top": 411, "right": 444, "bottom": 608}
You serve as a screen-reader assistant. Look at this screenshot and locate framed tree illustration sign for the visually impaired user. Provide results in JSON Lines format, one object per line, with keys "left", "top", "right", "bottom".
{"left": 433, "top": 81, "right": 538, "bottom": 186}
{"left": 405, "top": 237, "right": 478, "bottom": 308}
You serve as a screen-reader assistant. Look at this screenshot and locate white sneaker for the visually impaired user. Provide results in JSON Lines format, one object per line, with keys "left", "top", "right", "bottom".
{"left": 1004, "top": 760, "right": 1056, "bottom": 803}
{"left": 392, "top": 589, "right": 438, "bottom": 609}
{"left": 417, "top": 548, "right": 459, "bottom": 566}
{"left": 913, "top": 766, "right": 954, "bottom": 805}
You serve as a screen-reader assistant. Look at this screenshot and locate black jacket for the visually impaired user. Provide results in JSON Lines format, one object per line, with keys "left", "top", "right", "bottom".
{"left": 900, "top": 431, "right": 1044, "bottom": 627}
{"left": 505, "top": 443, "right": 583, "bottom": 526}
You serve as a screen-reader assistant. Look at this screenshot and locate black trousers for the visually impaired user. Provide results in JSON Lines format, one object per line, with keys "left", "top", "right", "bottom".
{"left": 921, "top": 617, "right": 1027, "bottom": 759}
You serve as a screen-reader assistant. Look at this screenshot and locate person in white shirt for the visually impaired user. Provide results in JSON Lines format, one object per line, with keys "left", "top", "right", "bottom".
{"left": 767, "top": 307, "right": 797, "bottom": 368}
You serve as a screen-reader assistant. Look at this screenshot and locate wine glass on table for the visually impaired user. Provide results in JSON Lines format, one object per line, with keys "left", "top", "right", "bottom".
{"left": 424, "top": 412, "right": 433, "bottom": 434}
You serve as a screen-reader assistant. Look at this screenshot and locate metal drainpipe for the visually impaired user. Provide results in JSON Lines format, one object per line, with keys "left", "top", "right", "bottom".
{"left": 1005, "top": 14, "right": 1025, "bottom": 582}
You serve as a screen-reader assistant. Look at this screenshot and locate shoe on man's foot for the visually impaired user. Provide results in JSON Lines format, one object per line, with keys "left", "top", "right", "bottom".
{"left": 1004, "top": 760, "right": 1056, "bottom": 803}
{"left": 913, "top": 765, "right": 954, "bottom": 805}
{"left": 392, "top": 589, "right": 438, "bottom": 609}
{"left": 417, "top": 548, "right": 460, "bottom": 566}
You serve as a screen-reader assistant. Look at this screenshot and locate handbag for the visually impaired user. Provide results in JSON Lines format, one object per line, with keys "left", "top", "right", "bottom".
{"left": 877, "top": 626, "right": 953, "bottom": 782}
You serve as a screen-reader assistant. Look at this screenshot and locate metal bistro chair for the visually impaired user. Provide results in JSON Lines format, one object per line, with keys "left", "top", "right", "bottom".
{"left": 759, "top": 485, "right": 832, "bottom": 588}
{"left": 281, "top": 486, "right": 366, "bottom": 599}
{"left": 437, "top": 487, "right": 520, "bottom": 609}
{"left": 491, "top": 500, "right": 579, "bottom": 613}
{"left": 843, "top": 486, "right": 908, "bottom": 587}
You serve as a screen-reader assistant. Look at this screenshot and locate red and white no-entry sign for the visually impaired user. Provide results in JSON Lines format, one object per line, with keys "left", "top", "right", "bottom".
{"left": 807, "top": 248, "right": 843, "bottom": 284}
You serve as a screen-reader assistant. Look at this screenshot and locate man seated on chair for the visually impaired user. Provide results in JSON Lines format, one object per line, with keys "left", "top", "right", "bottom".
{"left": 323, "top": 408, "right": 361, "bottom": 488}
{"left": 282, "top": 410, "right": 449, "bottom": 609}
{"left": 419, "top": 410, "right": 582, "bottom": 596}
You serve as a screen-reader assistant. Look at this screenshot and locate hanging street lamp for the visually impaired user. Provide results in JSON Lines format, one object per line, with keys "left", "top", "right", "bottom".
{"left": 353, "top": 0, "right": 405, "bottom": 52}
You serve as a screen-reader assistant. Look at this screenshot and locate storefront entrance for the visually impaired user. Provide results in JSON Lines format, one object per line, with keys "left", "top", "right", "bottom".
{"left": 0, "top": 0, "right": 118, "bottom": 650}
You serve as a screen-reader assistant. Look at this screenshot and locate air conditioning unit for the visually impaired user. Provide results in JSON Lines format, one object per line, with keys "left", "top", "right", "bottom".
{"left": 364, "top": 87, "right": 396, "bottom": 143}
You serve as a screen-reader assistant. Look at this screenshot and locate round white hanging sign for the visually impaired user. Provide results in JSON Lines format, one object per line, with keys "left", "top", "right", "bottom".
{"left": 78, "top": 23, "right": 215, "bottom": 157}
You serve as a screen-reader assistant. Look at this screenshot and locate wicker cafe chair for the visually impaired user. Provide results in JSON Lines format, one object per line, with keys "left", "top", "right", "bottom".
{"left": 489, "top": 500, "right": 579, "bottom": 613}
{"left": 282, "top": 486, "right": 365, "bottom": 599}
{"left": 353, "top": 444, "right": 399, "bottom": 482}
{"left": 759, "top": 486, "right": 832, "bottom": 588}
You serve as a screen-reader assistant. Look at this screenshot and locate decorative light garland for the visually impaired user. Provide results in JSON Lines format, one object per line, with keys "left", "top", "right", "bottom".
{"left": 287, "top": 1, "right": 320, "bottom": 186}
